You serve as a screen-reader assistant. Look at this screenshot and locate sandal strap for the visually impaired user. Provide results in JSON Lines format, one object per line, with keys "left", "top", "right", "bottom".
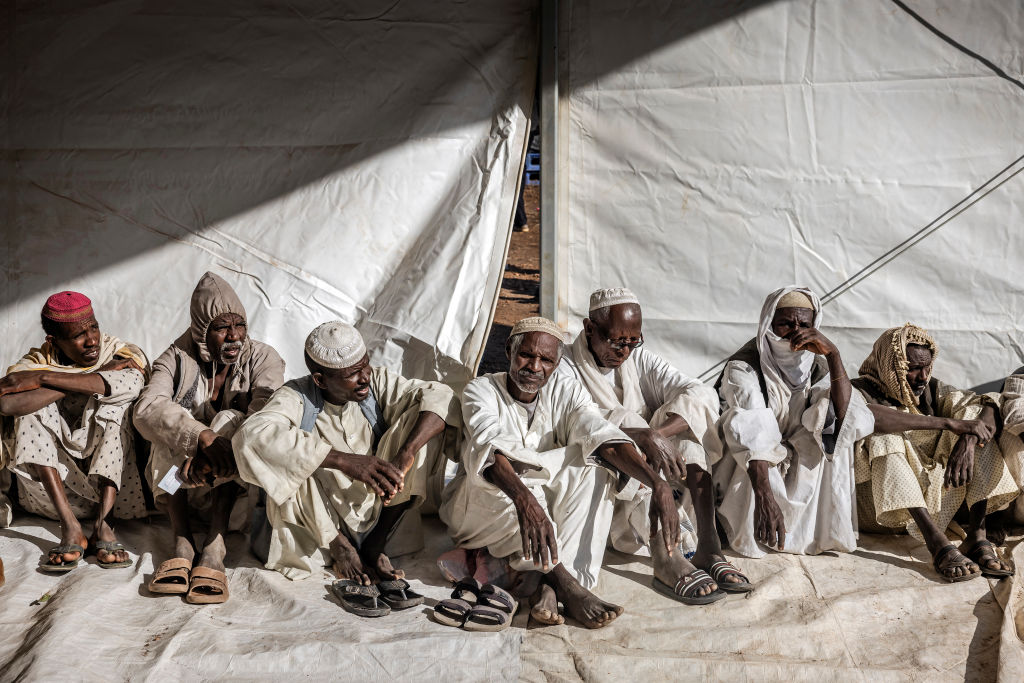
{"left": 452, "top": 576, "right": 482, "bottom": 601}
{"left": 675, "top": 570, "right": 715, "bottom": 598}
{"left": 933, "top": 544, "right": 962, "bottom": 571}
{"left": 708, "top": 560, "right": 749, "bottom": 584}
{"left": 50, "top": 543, "right": 85, "bottom": 555}
{"left": 479, "top": 583, "right": 515, "bottom": 613}
{"left": 467, "top": 605, "right": 508, "bottom": 625}
{"left": 337, "top": 582, "right": 380, "bottom": 598}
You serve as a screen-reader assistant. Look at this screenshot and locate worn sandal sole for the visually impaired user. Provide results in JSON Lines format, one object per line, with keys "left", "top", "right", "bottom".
{"left": 652, "top": 577, "right": 727, "bottom": 606}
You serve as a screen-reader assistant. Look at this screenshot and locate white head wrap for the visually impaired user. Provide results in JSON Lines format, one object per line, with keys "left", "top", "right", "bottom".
{"left": 305, "top": 321, "right": 367, "bottom": 369}
{"left": 756, "top": 286, "right": 822, "bottom": 420}
{"left": 589, "top": 287, "right": 640, "bottom": 313}
{"left": 509, "top": 316, "right": 567, "bottom": 343}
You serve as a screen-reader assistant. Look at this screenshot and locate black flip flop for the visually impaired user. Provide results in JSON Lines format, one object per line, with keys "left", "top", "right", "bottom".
{"left": 91, "top": 540, "right": 133, "bottom": 569}
{"left": 331, "top": 579, "right": 390, "bottom": 617}
{"left": 933, "top": 544, "right": 981, "bottom": 583}
{"left": 964, "top": 539, "right": 1013, "bottom": 578}
{"left": 652, "top": 570, "right": 727, "bottom": 605}
{"left": 39, "top": 543, "right": 85, "bottom": 573}
{"left": 377, "top": 578, "right": 424, "bottom": 610}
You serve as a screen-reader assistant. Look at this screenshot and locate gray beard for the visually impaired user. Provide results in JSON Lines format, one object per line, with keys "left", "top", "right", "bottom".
{"left": 218, "top": 341, "right": 243, "bottom": 364}
{"left": 509, "top": 370, "right": 545, "bottom": 395}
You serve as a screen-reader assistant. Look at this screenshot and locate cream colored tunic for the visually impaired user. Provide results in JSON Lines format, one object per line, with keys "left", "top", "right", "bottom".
{"left": 714, "top": 360, "right": 874, "bottom": 558}
{"left": 440, "top": 371, "right": 632, "bottom": 589}
{"left": 556, "top": 334, "right": 721, "bottom": 556}
{"left": 232, "top": 366, "right": 460, "bottom": 579}
{"left": 854, "top": 379, "right": 1018, "bottom": 539}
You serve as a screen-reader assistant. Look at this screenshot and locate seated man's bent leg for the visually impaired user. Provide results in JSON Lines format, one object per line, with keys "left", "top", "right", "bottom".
{"left": 33, "top": 464, "right": 88, "bottom": 565}
{"left": 958, "top": 443, "right": 1017, "bottom": 575}
{"left": 686, "top": 462, "right": 750, "bottom": 591}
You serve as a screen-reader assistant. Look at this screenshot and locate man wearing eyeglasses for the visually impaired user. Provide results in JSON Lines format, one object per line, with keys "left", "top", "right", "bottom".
{"left": 556, "top": 287, "right": 749, "bottom": 603}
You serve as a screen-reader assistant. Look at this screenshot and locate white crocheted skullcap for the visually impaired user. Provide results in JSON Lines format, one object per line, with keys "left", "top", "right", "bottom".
{"left": 776, "top": 290, "right": 815, "bottom": 310}
{"left": 589, "top": 287, "right": 640, "bottom": 313}
{"left": 305, "top": 321, "right": 367, "bottom": 369}
{"left": 509, "top": 316, "right": 567, "bottom": 343}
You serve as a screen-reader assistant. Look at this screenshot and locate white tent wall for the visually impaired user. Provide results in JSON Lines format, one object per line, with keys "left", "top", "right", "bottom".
{"left": 558, "top": 0, "right": 1024, "bottom": 389}
{"left": 2, "top": 1, "right": 538, "bottom": 386}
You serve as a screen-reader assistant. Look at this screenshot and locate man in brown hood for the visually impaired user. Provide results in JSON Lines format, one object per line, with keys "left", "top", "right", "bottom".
{"left": 135, "top": 272, "right": 284, "bottom": 603}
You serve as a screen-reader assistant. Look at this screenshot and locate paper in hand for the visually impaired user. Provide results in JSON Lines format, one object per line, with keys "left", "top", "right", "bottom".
{"left": 157, "top": 465, "right": 185, "bottom": 495}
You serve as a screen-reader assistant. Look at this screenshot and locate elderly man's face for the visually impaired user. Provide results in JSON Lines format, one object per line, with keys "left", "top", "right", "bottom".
{"left": 312, "top": 353, "right": 372, "bottom": 404}
{"left": 49, "top": 316, "right": 102, "bottom": 367}
{"left": 905, "top": 344, "right": 932, "bottom": 398}
{"left": 206, "top": 312, "right": 247, "bottom": 365}
{"left": 770, "top": 307, "right": 814, "bottom": 339}
{"left": 584, "top": 303, "right": 643, "bottom": 369}
{"left": 506, "top": 331, "right": 561, "bottom": 398}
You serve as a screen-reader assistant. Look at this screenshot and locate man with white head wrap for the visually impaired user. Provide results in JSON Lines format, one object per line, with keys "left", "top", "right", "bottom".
{"left": 135, "top": 271, "right": 285, "bottom": 603}
{"left": 441, "top": 317, "right": 683, "bottom": 629}
{"left": 852, "top": 324, "right": 1016, "bottom": 581}
{"left": 712, "top": 286, "right": 874, "bottom": 558}
{"left": 556, "top": 287, "right": 742, "bottom": 600}
{"left": 232, "top": 322, "right": 460, "bottom": 614}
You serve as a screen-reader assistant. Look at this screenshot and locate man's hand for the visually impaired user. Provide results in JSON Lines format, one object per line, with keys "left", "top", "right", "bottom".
{"left": 97, "top": 357, "right": 143, "bottom": 373}
{"left": 393, "top": 447, "right": 417, "bottom": 478}
{"left": 335, "top": 452, "right": 404, "bottom": 500}
{"left": 749, "top": 460, "right": 786, "bottom": 550}
{"left": 0, "top": 371, "right": 47, "bottom": 397}
{"left": 944, "top": 434, "right": 977, "bottom": 489}
{"left": 186, "top": 429, "right": 237, "bottom": 484}
{"left": 627, "top": 428, "right": 686, "bottom": 482}
{"left": 946, "top": 418, "right": 995, "bottom": 445}
{"left": 648, "top": 481, "right": 680, "bottom": 556}
{"left": 788, "top": 328, "right": 838, "bottom": 358}
{"left": 514, "top": 492, "right": 558, "bottom": 570}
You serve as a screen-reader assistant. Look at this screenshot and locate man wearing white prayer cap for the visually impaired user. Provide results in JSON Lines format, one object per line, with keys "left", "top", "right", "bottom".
{"left": 555, "top": 287, "right": 739, "bottom": 603}
{"left": 232, "top": 321, "right": 460, "bottom": 616}
{"left": 440, "top": 316, "right": 681, "bottom": 629}
{"left": 712, "top": 286, "right": 874, "bottom": 558}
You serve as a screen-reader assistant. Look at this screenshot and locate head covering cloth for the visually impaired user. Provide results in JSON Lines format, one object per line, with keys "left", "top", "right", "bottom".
{"left": 42, "top": 291, "right": 94, "bottom": 323}
{"left": 858, "top": 323, "right": 937, "bottom": 413}
{"left": 755, "top": 286, "right": 823, "bottom": 421}
{"left": 190, "top": 272, "right": 248, "bottom": 363}
{"left": 305, "top": 321, "right": 367, "bottom": 369}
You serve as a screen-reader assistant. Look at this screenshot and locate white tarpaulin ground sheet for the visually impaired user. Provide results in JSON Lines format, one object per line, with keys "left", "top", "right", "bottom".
{"left": 1, "top": 515, "right": 1022, "bottom": 680}
{"left": 2, "top": 0, "right": 537, "bottom": 386}
{"left": 559, "top": 0, "right": 1024, "bottom": 390}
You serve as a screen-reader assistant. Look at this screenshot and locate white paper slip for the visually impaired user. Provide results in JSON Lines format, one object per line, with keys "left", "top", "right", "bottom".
{"left": 157, "top": 465, "right": 184, "bottom": 495}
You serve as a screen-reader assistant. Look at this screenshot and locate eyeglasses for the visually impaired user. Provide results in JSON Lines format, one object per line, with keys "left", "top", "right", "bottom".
{"left": 605, "top": 336, "right": 644, "bottom": 351}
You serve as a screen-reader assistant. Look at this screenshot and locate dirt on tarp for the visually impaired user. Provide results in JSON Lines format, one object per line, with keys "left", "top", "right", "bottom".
{"left": 479, "top": 184, "right": 540, "bottom": 375}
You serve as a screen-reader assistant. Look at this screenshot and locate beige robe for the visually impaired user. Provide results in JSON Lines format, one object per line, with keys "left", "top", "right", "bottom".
{"left": 232, "top": 366, "right": 460, "bottom": 580}
{"left": 556, "top": 332, "right": 721, "bottom": 556}
{"left": 440, "top": 371, "right": 633, "bottom": 589}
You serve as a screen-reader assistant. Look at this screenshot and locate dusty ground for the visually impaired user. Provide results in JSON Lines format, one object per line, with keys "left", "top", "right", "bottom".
{"left": 479, "top": 184, "right": 540, "bottom": 374}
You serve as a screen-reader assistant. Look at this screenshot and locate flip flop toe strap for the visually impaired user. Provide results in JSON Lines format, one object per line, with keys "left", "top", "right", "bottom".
{"left": 675, "top": 570, "right": 716, "bottom": 598}
{"left": 377, "top": 579, "right": 411, "bottom": 600}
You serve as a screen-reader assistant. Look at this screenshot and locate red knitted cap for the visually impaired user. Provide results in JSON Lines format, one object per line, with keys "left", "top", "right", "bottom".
{"left": 42, "top": 291, "right": 94, "bottom": 323}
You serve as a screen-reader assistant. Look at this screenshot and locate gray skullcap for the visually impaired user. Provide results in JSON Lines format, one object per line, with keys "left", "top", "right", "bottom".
{"left": 589, "top": 287, "right": 640, "bottom": 313}
{"left": 509, "top": 316, "right": 567, "bottom": 343}
{"left": 305, "top": 321, "right": 367, "bottom": 369}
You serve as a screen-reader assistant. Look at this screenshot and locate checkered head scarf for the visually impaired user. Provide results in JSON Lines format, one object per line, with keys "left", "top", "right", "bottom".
{"left": 858, "top": 323, "right": 937, "bottom": 413}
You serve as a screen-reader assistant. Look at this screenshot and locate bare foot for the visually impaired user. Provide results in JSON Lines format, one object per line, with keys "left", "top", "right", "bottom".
{"left": 90, "top": 518, "right": 129, "bottom": 565}
{"left": 50, "top": 525, "right": 88, "bottom": 565}
{"left": 330, "top": 534, "right": 371, "bottom": 585}
{"left": 959, "top": 539, "right": 1011, "bottom": 576}
{"left": 362, "top": 550, "right": 405, "bottom": 582}
{"left": 653, "top": 537, "right": 717, "bottom": 597}
{"left": 549, "top": 567, "right": 622, "bottom": 629}
{"left": 195, "top": 534, "right": 226, "bottom": 573}
{"left": 529, "top": 582, "right": 564, "bottom": 625}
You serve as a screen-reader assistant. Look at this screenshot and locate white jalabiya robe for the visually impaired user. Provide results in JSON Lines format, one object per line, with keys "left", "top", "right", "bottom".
{"left": 556, "top": 333, "right": 721, "bottom": 555}
{"left": 439, "top": 371, "right": 632, "bottom": 589}
{"left": 713, "top": 361, "right": 874, "bottom": 558}
{"left": 233, "top": 367, "right": 459, "bottom": 580}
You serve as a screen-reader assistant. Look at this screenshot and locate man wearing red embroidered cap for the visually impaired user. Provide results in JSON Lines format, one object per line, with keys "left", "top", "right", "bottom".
{"left": 0, "top": 291, "right": 149, "bottom": 572}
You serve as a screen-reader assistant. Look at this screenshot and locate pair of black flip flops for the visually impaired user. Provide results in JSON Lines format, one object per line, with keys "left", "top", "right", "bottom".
{"left": 433, "top": 577, "right": 517, "bottom": 631}
{"left": 331, "top": 578, "right": 424, "bottom": 617}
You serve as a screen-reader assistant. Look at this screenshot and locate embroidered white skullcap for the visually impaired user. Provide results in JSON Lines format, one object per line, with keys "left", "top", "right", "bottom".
{"left": 776, "top": 290, "right": 815, "bottom": 310}
{"left": 509, "top": 316, "right": 567, "bottom": 343}
{"left": 305, "top": 321, "right": 367, "bottom": 369}
{"left": 589, "top": 287, "right": 640, "bottom": 313}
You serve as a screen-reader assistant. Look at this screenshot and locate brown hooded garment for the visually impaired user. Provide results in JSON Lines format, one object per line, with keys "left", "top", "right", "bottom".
{"left": 134, "top": 272, "right": 285, "bottom": 461}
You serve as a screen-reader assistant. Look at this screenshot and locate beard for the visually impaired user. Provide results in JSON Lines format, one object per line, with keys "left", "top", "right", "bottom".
{"left": 218, "top": 340, "right": 244, "bottom": 364}
{"left": 509, "top": 368, "right": 546, "bottom": 394}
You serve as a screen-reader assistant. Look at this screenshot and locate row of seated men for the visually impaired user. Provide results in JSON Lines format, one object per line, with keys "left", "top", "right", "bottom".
{"left": 0, "top": 273, "right": 1020, "bottom": 628}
